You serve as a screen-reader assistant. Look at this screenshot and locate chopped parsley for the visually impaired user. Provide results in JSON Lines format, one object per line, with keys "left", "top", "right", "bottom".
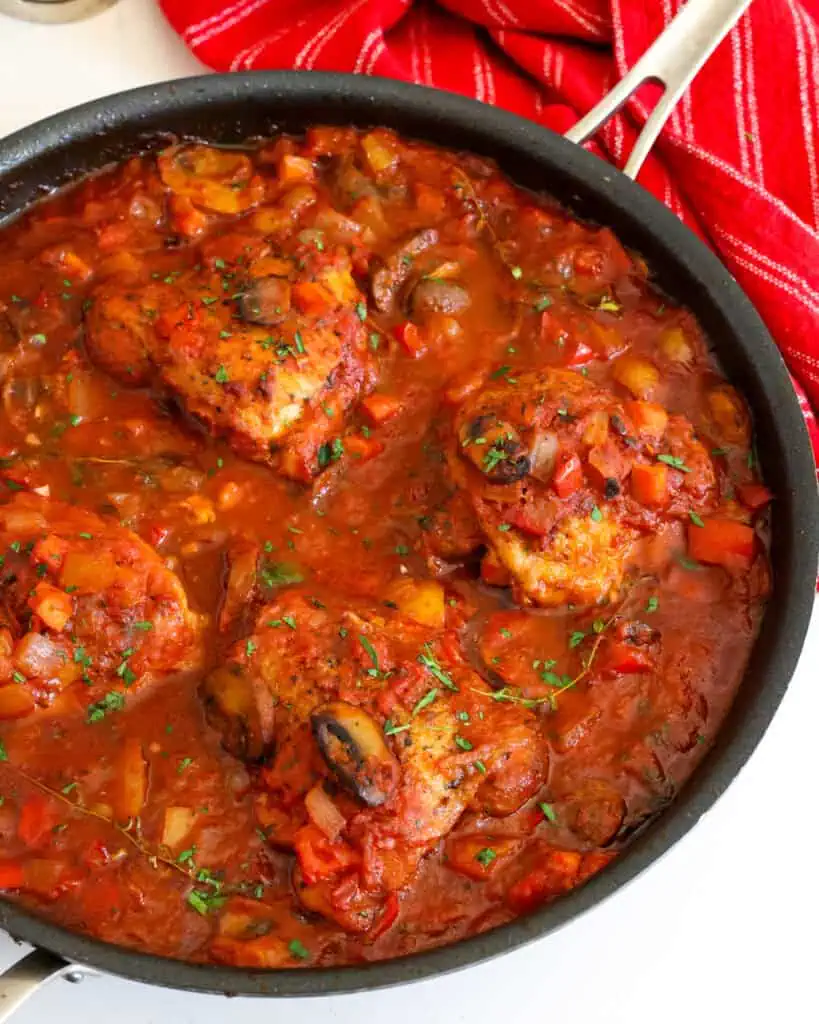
{"left": 214, "top": 365, "right": 230, "bottom": 384}
{"left": 689, "top": 511, "right": 705, "bottom": 527}
{"left": 87, "top": 691, "right": 125, "bottom": 723}
{"left": 645, "top": 596, "right": 659, "bottom": 614}
{"left": 656, "top": 453, "right": 691, "bottom": 473}
{"left": 475, "top": 847, "right": 497, "bottom": 866}
{"left": 259, "top": 561, "right": 304, "bottom": 588}
{"left": 187, "top": 889, "right": 226, "bottom": 915}
{"left": 590, "top": 505, "right": 603, "bottom": 522}
{"left": 288, "top": 939, "right": 310, "bottom": 960}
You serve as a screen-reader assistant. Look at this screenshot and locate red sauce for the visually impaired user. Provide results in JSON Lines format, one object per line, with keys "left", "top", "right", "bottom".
{"left": 0, "top": 126, "right": 771, "bottom": 967}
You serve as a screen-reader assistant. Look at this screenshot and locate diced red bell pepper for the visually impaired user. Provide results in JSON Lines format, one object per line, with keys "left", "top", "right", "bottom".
{"left": 601, "top": 642, "right": 654, "bottom": 676}
{"left": 293, "top": 823, "right": 359, "bottom": 885}
{"left": 480, "top": 550, "right": 512, "bottom": 587}
{"left": 393, "top": 321, "right": 425, "bottom": 357}
{"left": 369, "top": 891, "right": 401, "bottom": 939}
{"left": 344, "top": 435, "right": 385, "bottom": 462}
{"left": 564, "top": 339, "right": 596, "bottom": 367}
{"left": 18, "top": 794, "right": 57, "bottom": 849}
{"left": 360, "top": 394, "right": 402, "bottom": 426}
{"left": 630, "top": 463, "right": 669, "bottom": 507}
{"left": 687, "top": 518, "right": 756, "bottom": 569}
{"left": 291, "top": 281, "right": 334, "bottom": 316}
{"left": 737, "top": 483, "right": 773, "bottom": 512}
{"left": 624, "top": 400, "right": 668, "bottom": 439}
{"left": 552, "top": 453, "right": 583, "bottom": 499}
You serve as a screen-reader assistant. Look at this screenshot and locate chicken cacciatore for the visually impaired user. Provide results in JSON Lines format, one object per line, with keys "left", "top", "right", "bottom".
{"left": 0, "top": 126, "right": 770, "bottom": 967}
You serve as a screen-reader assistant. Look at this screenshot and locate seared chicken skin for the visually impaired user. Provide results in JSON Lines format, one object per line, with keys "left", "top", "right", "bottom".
{"left": 428, "top": 369, "right": 718, "bottom": 607}
{"left": 84, "top": 145, "right": 376, "bottom": 482}
{"left": 202, "top": 588, "right": 546, "bottom": 933}
{"left": 0, "top": 494, "right": 202, "bottom": 719}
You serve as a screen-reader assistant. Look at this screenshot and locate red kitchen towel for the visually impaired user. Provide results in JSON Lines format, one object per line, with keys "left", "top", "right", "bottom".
{"left": 159, "top": 0, "right": 819, "bottom": 456}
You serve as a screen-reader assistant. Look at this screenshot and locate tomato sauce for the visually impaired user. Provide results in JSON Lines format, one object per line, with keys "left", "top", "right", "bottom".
{"left": 0, "top": 126, "right": 770, "bottom": 967}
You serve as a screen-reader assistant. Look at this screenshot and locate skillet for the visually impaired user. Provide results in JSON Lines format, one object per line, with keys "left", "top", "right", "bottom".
{"left": 0, "top": 1, "right": 816, "bottom": 1012}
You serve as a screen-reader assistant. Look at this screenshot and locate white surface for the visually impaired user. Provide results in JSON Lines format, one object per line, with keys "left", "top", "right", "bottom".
{"left": 0, "top": 3, "right": 817, "bottom": 1021}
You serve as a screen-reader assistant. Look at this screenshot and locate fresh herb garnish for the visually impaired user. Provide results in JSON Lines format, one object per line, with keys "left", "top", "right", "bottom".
{"left": 418, "top": 644, "right": 458, "bottom": 691}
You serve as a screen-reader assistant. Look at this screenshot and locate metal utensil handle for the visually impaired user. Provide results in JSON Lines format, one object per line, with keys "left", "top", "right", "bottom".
{"left": 0, "top": 949, "right": 92, "bottom": 1023}
{"left": 565, "top": 0, "right": 755, "bottom": 179}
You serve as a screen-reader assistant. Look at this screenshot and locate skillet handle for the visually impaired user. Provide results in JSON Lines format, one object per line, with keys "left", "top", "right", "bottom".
{"left": 564, "top": 0, "right": 755, "bottom": 179}
{"left": 0, "top": 948, "right": 92, "bottom": 1023}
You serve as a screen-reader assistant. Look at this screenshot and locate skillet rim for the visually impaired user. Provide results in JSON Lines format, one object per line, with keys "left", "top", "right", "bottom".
{"left": 0, "top": 70, "right": 815, "bottom": 997}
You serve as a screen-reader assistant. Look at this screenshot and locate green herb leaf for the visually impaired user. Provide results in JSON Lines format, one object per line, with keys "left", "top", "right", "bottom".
{"left": 657, "top": 454, "right": 691, "bottom": 473}
{"left": 259, "top": 561, "right": 304, "bottom": 588}
{"left": 645, "top": 596, "right": 659, "bottom": 614}
{"left": 383, "top": 719, "right": 411, "bottom": 736}
{"left": 359, "top": 634, "right": 380, "bottom": 674}
{"left": 569, "top": 631, "right": 586, "bottom": 649}
{"left": 590, "top": 505, "right": 603, "bottom": 522}
{"left": 187, "top": 888, "right": 226, "bottom": 915}
{"left": 475, "top": 847, "right": 497, "bottom": 866}
{"left": 87, "top": 691, "right": 125, "bottom": 723}
{"left": 418, "top": 644, "right": 458, "bottom": 691}
{"left": 288, "top": 939, "right": 310, "bottom": 960}
{"left": 689, "top": 511, "right": 705, "bottom": 527}
{"left": 539, "top": 801, "right": 557, "bottom": 823}
{"left": 412, "top": 688, "right": 438, "bottom": 716}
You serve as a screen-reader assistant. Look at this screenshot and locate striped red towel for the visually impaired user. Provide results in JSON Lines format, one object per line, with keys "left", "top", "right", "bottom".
{"left": 159, "top": 0, "right": 819, "bottom": 456}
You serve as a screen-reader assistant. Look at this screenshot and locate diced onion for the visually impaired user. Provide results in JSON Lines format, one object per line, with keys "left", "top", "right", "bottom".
{"left": 304, "top": 784, "right": 346, "bottom": 841}
{"left": 13, "top": 633, "right": 64, "bottom": 679}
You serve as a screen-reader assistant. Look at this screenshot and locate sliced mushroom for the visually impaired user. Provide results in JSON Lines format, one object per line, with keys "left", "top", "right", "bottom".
{"left": 236, "top": 277, "right": 292, "bottom": 326}
{"left": 311, "top": 701, "right": 399, "bottom": 807}
{"left": 201, "top": 662, "right": 276, "bottom": 762}
{"left": 370, "top": 228, "right": 439, "bottom": 314}
{"left": 410, "top": 279, "right": 471, "bottom": 318}
{"left": 460, "top": 415, "right": 531, "bottom": 484}
{"left": 218, "top": 538, "right": 261, "bottom": 632}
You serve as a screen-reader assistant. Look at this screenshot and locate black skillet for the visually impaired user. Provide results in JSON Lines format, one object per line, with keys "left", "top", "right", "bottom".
{"left": 0, "top": 10, "right": 816, "bottom": 1015}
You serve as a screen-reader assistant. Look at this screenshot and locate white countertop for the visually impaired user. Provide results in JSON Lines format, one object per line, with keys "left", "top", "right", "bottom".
{"left": 0, "top": 2, "right": 817, "bottom": 1021}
